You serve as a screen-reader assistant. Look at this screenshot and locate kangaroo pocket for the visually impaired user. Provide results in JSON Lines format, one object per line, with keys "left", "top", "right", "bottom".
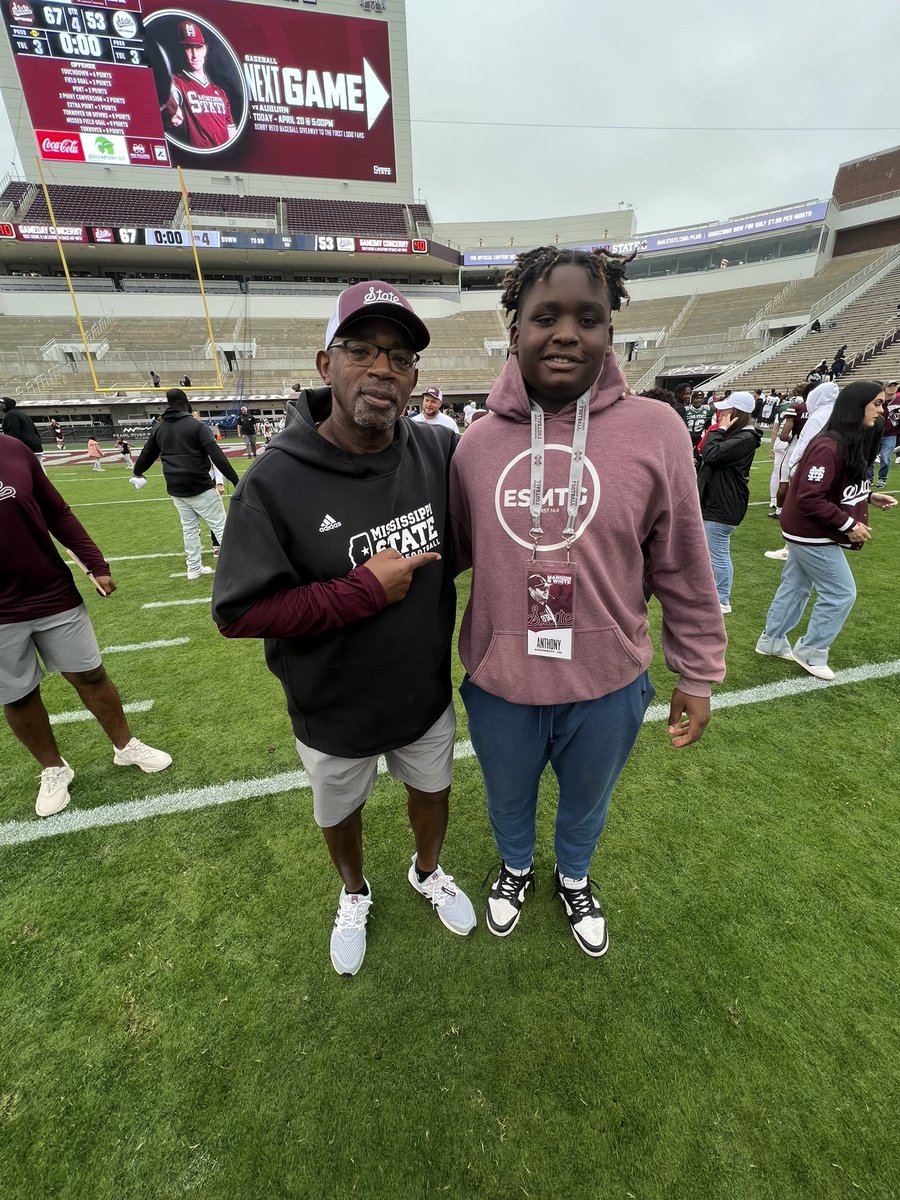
{"left": 272, "top": 636, "right": 451, "bottom": 756}
{"left": 467, "top": 623, "right": 647, "bottom": 705}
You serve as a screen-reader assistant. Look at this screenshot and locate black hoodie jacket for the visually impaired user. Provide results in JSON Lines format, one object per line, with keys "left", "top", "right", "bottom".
{"left": 696, "top": 424, "right": 763, "bottom": 526}
{"left": 133, "top": 409, "right": 238, "bottom": 496}
{"left": 1, "top": 398, "right": 43, "bottom": 454}
{"left": 211, "top": 387, "right": 457, "bottom": 757}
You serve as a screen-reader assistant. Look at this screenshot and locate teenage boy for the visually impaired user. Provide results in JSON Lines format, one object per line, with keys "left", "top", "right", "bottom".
{"left": 212, "top": 281, "right": 475, "bottom": 977}
{"left": 450, "top": 247, "right": 726, "bottom": 958}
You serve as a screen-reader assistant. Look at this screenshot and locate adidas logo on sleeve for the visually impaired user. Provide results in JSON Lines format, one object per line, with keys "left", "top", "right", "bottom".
{"left": 318, "top": 514, "right": 342, "bottom": 532}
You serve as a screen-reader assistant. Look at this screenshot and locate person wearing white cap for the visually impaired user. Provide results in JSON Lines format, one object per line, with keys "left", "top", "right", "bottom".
{"left": 212, "top": 280, "right": 475, "bottom": 977}
{"left": 696, "top": 392, "right": 762, "bottom": 614}
{"left": 411, "top": 386, "right": 459, "bottom": 434}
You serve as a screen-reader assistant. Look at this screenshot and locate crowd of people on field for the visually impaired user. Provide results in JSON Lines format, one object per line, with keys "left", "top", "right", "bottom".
{"left": 1, "top": 255, "right": 896, "bottom": 980}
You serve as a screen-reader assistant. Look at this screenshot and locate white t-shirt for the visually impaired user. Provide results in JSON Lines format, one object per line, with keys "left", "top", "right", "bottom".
{"left": 463, "top": 402, "right": 477, "bottom": 426}
{"left": 411, "top": 411, "right": 459, "bottom": 433}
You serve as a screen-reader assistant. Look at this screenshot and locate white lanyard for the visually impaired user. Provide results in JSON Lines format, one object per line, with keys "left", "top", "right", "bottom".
{"left": 529, "top": 389, "right": 591, "bottom": 562}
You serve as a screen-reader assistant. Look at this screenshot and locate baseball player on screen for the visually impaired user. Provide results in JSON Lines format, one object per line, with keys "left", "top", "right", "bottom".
{"left": 164, "top": 20, "right": 237, "bottom": 149}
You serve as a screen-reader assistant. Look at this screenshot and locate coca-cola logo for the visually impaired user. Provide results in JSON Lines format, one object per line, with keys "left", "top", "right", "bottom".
{"left": 42, "top": 136, "right": 80, "bottom": 156}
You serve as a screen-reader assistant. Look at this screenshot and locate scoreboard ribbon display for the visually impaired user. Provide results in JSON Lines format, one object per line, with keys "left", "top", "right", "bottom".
{"left": 3, "top": 0, "right": 397, "bottom": 181}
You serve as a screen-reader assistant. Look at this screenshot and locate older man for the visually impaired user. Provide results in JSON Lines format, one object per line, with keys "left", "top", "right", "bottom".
{"left": 212, "top": 281, "right": 475, "bottom": 976}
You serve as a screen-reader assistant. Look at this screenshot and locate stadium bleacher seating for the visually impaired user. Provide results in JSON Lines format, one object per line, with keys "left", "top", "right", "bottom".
{"left": 13, "top": 184, "right": 180, "bottom": 225}
{"left": 0, "top": 181, "right": 32, "bottom": 212}
{"left": 187, "top": 193, "right": 279, "bottom": 220}
{"left": 283, "top": 198, "right": 412, "bottom": 237}
{"left": 730, "top": 254, "right": 900, "bottom": 390}
{"left": 0, "top": 183, "right": 429, "bottom": 240}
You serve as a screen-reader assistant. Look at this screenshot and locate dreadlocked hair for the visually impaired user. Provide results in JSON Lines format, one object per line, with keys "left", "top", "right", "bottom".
{"left": 499, "top": 245, "right": 634, "bottom": 319}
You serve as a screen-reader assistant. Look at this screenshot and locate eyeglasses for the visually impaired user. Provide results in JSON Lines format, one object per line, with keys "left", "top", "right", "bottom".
{"left": 328, "top": 339, "right": 419, "bottom": 373}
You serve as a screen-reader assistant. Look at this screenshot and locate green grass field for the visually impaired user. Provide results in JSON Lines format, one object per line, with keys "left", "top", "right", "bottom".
{"left": 1, "top": 449, "right": 898, "bottom": 1200}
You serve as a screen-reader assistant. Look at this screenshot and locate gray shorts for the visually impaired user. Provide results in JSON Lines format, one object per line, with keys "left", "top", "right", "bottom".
{"left": 0, "top": 604, "right": 102, "bottom": 704}
{"left": 296, "top": 702, "right": 456, "bottom": 828}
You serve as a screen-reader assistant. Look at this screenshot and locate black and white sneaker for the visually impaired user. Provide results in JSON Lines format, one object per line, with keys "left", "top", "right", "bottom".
{"left": 485, "top": 861, "right": 534, "bottom": 937}
{"left": 553, "top": 866, "right": 609, "bottom": 957}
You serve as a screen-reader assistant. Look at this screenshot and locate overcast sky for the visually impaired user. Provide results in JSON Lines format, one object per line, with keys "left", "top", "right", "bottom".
{"left": 0, "top": 0, "right": 896, "bottom": 238}
{"left": 406, "top": 0, "right": 899, "bottom": 232}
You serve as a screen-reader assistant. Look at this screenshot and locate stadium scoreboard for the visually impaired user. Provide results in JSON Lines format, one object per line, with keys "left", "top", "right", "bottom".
{"left": 3, "top": 0, "right": 398, "bottom": 180}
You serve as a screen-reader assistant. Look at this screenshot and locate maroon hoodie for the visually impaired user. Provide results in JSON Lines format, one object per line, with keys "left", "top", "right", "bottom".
{"left": 449, "top": 353, "right": 726, "bottom": 705}
{"left": 780, "top": 435, "right": 868, "bottom": 550}
{"left": 0, "top": 436, "right": 109, "bottom": 621}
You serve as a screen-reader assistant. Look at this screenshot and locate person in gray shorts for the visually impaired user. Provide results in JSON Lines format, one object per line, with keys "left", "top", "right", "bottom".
{"left": 212, "top": 280, "right": 475, "bottom": 977}
{"left": 0, "top": 436, "right": 172, "bottom": 817}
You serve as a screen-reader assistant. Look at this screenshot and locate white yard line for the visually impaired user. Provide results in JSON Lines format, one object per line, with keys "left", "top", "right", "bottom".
{"left": 142, "top": 598, "right": 212, "bottom": 609}
{"left": 102, "top": 638, "right": 190, "bottom": 654}
{"left": 105, "top": 552, "right": 212, "bottom": 562}
{"left": 3, "top": 658, "right": 899, "bottom": 848}
{"left": 69, "top": 499, "right": 170, "bottom": 508}
{"left": 49, "top": 700, "right": 154, "bottom": 726}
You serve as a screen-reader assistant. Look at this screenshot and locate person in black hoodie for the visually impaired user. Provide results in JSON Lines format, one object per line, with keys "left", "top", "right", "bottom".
{"left": 211, "top": 281, "right": 475, "bottom": 977}
{"left": 132, "top": 388, "right": 239, "bottom": 580}
{"left": 697, "top": 391, "right": 762, "bottom": 614}
{"left": 1, "top": 396, "right": 44, "bottom": 468}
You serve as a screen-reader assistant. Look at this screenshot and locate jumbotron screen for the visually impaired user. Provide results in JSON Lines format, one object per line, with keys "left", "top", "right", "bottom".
{"left": 3, "top": 0, "right": 397, "bottom": 181}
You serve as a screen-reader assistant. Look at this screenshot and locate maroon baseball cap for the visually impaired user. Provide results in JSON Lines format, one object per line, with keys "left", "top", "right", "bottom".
{"left": 179, "top": 20, "right": 205, "bottom": 46}
{"left": 325, "top": 281, "right": 430, "bottom": 352}
{"left": 422, "top": 386, "right": 443, "bottom": 402}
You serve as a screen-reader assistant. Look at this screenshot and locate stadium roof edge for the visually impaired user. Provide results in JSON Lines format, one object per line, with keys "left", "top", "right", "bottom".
{"left": 837, "top": 144, "right": 900, "bottom": 170}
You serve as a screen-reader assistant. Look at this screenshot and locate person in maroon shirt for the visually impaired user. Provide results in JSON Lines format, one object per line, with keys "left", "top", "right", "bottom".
{"left": 165, "top": 22, "right": 237, "bottom": 150}
{"left": 0, "top": 438, "right": 172, "bottom": 817}
{"left": 756, "top": 381, "right": 896, "bottom": 681}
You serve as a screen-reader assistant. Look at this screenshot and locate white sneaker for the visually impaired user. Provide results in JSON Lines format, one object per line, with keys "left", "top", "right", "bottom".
{"left": 553, "top": 866, "right": 609, "bottom": 957}
{"left": 755, "top": 634, "right": 795, "bottom": 660}
{"left": 36, "top": 760, "right": 74, "bottom": 817}
{"left": 790, "top": 652, "right": 835, "bottom": 681}
{"left": 113, "top": 737, "right": 172, "bottom": 773}
{"left": 720, "top": 603, "right": 732, "bottom": 614}
{"left": 330, "top": 883, "right": 373, "bottom": 976}
{"left": 485, "top": 861, "right": 535, "bottom": 937}
{"left": 764, "top": 548, "right": 789, "bottom": 561}
{"left": 186, "top": 565, "right": 214, "bottom": 580}
{"left": 408, "top": 856, "right": 476, "bottom": 935}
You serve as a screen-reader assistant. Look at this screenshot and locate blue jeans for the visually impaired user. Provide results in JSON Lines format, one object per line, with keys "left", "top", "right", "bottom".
{"left": 760, "top": 541, "right": 856, "bottom": 665}
{"left": 703, "top": 520, "right": 735, "bottom": 605}
{"left": 460, "top": 673, "right": 654, "bottom": 879}
{"left": 867, "top": 435, "right": 896, "bottom": 486}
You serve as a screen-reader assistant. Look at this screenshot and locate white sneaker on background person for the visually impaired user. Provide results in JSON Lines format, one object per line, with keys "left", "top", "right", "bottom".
{"left": 113, "top": 738, "right": 173, "bottom": 772}
{"left": 186, "top": 565, "right": 214, "bottom": 580}
{"left": 35, "top": 760, "right": 74, "bottom": 817}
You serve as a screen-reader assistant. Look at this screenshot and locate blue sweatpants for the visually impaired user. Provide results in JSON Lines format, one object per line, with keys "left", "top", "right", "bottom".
{"left": 460, "top": 673, "right": 655, "bottom": 879}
